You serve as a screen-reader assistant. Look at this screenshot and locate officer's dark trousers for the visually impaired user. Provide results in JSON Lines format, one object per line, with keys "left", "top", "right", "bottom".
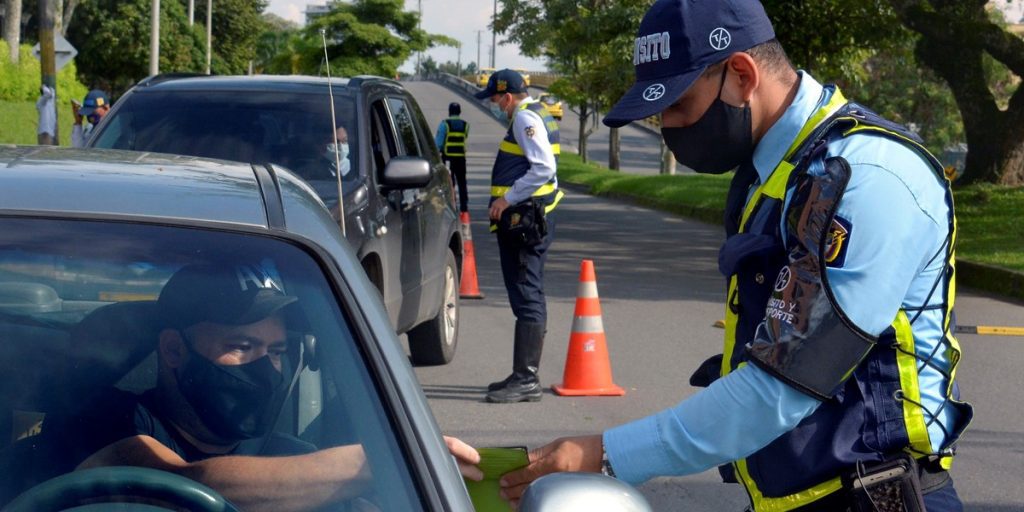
{"left": 446, "top": 156, "right": 468, "bottom": 213}
{"left": 496, "top": 213, "right": 555, "bottom": 326}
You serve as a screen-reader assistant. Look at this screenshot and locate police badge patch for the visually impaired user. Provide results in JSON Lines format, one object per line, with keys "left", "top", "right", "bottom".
{"left": 524, "top": 126, "right": 536, "bottom": 138}
{"left": 824, "top": 215, "right": 852, "bottom": 268}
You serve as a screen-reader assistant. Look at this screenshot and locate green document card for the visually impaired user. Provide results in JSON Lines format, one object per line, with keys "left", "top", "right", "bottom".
{"left": 465, "top": 446, "right": 530, "bottom": 512}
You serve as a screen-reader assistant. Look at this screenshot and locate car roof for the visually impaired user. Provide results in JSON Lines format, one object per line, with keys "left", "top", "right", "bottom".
{"left": 0, "top": 146, "right": 295, "bottom": 229}
{"left": 128, "top": 74, "right": 396, "bottom": 96}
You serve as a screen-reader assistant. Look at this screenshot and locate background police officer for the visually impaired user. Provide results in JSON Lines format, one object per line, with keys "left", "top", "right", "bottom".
{"left": 435, "top": 102, "right": 470, "bottom": 213}
{"left": 497, "top": 1, "right": 971, "bottom": 510}
{"left": 475, "top": 69, "right": 563, "bottom": 404}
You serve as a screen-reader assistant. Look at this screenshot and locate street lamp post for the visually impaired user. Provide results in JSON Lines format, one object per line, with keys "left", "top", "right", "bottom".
{"left": 205, "top": 0, "right": 212, "bottom": 74}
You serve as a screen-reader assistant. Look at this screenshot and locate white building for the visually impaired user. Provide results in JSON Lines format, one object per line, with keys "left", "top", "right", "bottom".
{"left": 991, "top": 0, "right": 1024, "bottom": 24}
{"left": 305, "top": 1, "right": 345, "bottom": 26}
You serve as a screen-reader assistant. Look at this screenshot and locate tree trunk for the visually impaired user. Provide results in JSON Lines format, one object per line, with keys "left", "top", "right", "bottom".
{"left": 608, "top": 127, "right": 620, "bottom": 171}
{"left": 660, "top": 138, "right": 676, "bottom": 175}
{"left": 578, "top": 105, "right": 589, "bottom": 163}
{"left": 890, "top": 0, "right": 1024, "bottom": 186}
{"left": 61, "top": 0, "right": 80, "bottom": 37}
{"left": 3, "top": 0, "right": 20, "bottom": 63}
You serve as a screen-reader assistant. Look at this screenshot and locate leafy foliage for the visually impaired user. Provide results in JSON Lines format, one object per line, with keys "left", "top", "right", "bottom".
{"left": 67, "top": 0, "right": 205, "bottom": 94}
{"left": 0, "top": 41, "right": 88, "bottom": 102}
{"left": 192, "top": 0, "right": 270, "bottom": 75}
{"left": 278, "top": 0, "right": 455, "bottom": 78}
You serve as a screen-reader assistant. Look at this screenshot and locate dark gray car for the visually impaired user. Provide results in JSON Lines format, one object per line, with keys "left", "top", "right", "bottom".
{"left": 88, "top": 75, "right": 461, "bottom": 366}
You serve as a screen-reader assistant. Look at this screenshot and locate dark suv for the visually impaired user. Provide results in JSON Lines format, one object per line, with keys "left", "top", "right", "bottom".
{"left": 88, "top": 75, "right": 461, "bottom": 365}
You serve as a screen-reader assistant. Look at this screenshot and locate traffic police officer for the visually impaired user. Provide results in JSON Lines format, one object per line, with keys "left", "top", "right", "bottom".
{"left": 435, "top": 102, "right": 470, "bottom": 213}
{"left": 498, "top": 0, "right": 972, "bottom": 509}
{"left": 475, "top": 69, "right": 563, "bottom": 403}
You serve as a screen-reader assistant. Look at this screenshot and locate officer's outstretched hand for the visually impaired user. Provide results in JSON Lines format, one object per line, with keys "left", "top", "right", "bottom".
{"left": 498, "top": 434, "right": 603, "bottom": 506}
{"left": 444, "top": 435, "right": 483, "bottom": 482}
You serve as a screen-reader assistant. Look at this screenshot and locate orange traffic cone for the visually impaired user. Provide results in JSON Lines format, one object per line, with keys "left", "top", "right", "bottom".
{"left": 553, "top": 260, "right": 625, "bottom": 396}
{"left": 459, "top": 212, "right": 484, "bottom": 299}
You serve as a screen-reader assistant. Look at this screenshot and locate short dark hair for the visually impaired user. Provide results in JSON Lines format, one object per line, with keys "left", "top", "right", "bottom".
{"left": 448, "top": 102, "right": 461, "bottom": 116}
{"left": 702, "top": 39, "right": 795, "bottom": 85}
{"left": 744, "top": 39, "right": 795, "bottom": 82}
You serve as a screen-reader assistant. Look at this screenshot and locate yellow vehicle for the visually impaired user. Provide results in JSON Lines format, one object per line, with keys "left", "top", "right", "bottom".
{"left": 515, "top": 68, "right": 531, "bottom": 87}
{"left": 476, "top": 67, "right": 495, "bottom": 88}
{"left": 538, "top": 92, "right": 563, "bottom": 120}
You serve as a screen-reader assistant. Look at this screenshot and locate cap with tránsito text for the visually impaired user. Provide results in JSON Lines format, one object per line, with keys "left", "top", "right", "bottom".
{"left": 603, "top": 0, "right": 775, "bottom": 128}
{"left": 474, "top": 69, "right": 529, "bottom": 99}
{"left": 158, "top": 263, "right": 298, "bottom": 330}
{"left": 79, "top": 90, "right": 109, "bottom": 117}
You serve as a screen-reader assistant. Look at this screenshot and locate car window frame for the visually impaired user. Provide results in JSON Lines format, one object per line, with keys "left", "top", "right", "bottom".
{"left": 0, "top": 211, "right": 454, "bottom": 510}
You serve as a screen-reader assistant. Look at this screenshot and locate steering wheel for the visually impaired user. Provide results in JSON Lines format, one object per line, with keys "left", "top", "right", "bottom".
{"left": 4, "top": 466, "right": 240, "bottom": 512}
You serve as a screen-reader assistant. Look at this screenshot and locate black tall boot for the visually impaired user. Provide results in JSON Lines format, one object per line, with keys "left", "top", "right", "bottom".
{"left": 486, "top": 321, "right": 545, "bottom": 403}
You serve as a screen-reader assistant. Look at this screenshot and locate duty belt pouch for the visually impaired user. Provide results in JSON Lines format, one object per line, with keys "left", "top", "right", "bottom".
{"left": 841, "top": 454, "right": 926, "bottom": 512}
{"left": 498, "top": 199, "right": 547, "bottom": 247}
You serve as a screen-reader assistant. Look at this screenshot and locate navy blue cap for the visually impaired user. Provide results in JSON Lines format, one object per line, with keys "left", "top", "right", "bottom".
{"left": 474, "top": 69, "right": 529, "bottom": 99}
{"left": 603, "top": 0, "right": 775, "bottom": 128}
{"left": 159, "top": 263, "right": 297, "bottom": 329}
{"left": 79, "top": 89, "right": 109, "bottom": 117}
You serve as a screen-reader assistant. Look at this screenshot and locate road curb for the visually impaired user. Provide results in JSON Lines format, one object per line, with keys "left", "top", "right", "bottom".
{"left": 559, "top": 181, "right": 1024, "bottom": 303}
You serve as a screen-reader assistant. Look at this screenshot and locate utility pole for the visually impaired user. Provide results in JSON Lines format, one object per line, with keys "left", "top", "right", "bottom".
{"left": 490, "top": 0, "right": 496, "bottom": 68}
{"left": 38, "top": 0, "right": 57, "bottom": 145}
{"left": 456, "top": 43, "right": 461, "bottom": 77}
{"left": 188, "top": 0, "right": 194, "bottom": 26}
{"left": 476, "top": 30, "right": 481, "bottom": 71}
{"left": 149, "top": 0, "right": 159, "bottom": 76}
{"left": 205, "top": 0, "right": 212, "bottom": 74}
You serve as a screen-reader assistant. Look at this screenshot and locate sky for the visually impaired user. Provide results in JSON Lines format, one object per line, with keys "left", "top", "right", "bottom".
{"left": 264, "top": 0, "right": 549, "bottom": 73}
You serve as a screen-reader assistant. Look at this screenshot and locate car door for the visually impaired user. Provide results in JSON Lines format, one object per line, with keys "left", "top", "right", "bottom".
{"left": 368, "top": 96, "right": 423, "bottom": 331}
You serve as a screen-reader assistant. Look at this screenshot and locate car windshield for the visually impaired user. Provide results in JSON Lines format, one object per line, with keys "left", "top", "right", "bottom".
{"left": 91, "top": 89, "right": 361, "bottom": 199}
{"left": 0, "top": 218, "right": 424, "bottom": 511}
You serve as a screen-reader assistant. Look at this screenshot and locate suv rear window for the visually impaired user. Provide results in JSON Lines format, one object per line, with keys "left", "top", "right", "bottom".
{"left": 92, "top": 90, "right": 360, "bottom": 193}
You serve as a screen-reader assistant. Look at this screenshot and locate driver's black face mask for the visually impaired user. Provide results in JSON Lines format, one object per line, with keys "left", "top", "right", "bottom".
{"left": 175, "top": 331, "right": 289, "bottom": 441}
{"left": 661, "top": 66, "right": 754, "bottom": 174}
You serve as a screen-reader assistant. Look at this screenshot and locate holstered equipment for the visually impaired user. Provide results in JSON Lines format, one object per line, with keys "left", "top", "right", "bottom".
{"left": 497, "top": 199, "right": 548, "bottom": 247}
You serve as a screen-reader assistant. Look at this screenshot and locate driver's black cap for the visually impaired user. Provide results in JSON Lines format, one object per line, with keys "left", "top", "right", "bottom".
{"left": 158, "top": 263, "right": 298, "bottom": 329}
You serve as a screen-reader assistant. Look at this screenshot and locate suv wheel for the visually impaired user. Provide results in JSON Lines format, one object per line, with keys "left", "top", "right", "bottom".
{"left": 408, "top": 249, "right": 459, "bottom": 365}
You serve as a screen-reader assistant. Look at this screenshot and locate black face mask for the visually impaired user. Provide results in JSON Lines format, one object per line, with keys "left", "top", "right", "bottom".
{"left": 661, "top": 67, "right": 753, "bottom": 174}
{"left": 175, "top": 333, "right": 289, "bottom": 441}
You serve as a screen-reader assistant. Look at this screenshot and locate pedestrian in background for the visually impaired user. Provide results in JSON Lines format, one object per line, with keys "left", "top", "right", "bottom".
{"left": 435, "top": 101, "right": 470, "bottom": 213}
{"left": 498, "top": 1, "right": 971, "bottom": 510}
{"left": 71, "top": 90, "right": 110, "bottom": 148}
{"left": 475, "top": 69, "right": 563, "bottom": 404}
{"left": 36, "top": 85, "right": 57, "bottom": 146}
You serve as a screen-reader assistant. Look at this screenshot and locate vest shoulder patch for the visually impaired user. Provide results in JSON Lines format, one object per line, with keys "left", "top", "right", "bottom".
{"left": 825, "top": 215, "right": 852, "bottom": 268}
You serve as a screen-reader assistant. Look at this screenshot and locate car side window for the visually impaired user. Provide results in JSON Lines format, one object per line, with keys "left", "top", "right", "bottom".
{"left": 370, "top": 100, "right": 397, "bottom": 176}
{"left": 386, "top": 98, "right": 421, "bottom": 158}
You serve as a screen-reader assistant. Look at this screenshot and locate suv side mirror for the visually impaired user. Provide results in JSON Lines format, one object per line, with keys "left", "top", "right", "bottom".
{"left": 380, "top": 156, "right": 432, "bottom": 189}
{"left": 519, "top": 473, "right": 653, "bottom": 512}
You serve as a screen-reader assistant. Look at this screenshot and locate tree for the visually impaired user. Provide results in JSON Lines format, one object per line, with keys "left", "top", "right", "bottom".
{"left": 886, "top": 0, "right": 1024, "bottom": 186}
{"left": 288, "top": 0, "right": 454, "bottom": 79}
{"left": 67, "top": 0, "right": 205, "bottom": 94}
{"left": 495, "top": 0, "right": 645, "bottom": 165}
{"left": 192, "top": 0, "right": 268, "bottom": 75}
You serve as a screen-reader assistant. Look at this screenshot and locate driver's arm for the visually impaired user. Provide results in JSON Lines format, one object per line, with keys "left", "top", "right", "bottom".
{"left": 77, "top": 435, "right": 371, "bottom": 512}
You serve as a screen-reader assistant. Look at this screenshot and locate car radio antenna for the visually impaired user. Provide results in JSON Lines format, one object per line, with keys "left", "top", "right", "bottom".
{"left": 321, "top": 28, "right": 346, "bottom": 238}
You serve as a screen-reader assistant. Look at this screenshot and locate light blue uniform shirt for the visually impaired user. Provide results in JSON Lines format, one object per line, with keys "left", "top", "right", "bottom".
{"left": 604, "top": 72, "right": 958, "bottom": 485}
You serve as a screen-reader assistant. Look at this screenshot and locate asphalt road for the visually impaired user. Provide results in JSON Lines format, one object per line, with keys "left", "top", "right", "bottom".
{"left": 403, "top": 79, "right": 1024, "bottom": 511}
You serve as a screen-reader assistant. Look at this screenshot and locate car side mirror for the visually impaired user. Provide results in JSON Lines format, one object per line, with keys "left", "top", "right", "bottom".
{"left": 380, "top": 156, "right": 432, "bottom": 189}
{"left": 518, "top": 473, "right": 653, "bottom": 512}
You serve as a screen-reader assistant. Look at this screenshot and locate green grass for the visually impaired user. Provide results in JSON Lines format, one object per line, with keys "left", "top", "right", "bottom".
{"left": 0, "top": 100, "right": 74, "bottom": 146}
{"left": 558, "top": 152, "right": 1024, "bottom": 274}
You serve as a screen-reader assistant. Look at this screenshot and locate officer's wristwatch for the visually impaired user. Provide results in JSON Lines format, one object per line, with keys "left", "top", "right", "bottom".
{"left": 600, "top": 442, "right": 616, "bottom": 478}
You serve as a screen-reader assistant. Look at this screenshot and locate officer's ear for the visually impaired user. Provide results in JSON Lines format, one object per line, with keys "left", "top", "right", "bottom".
{"left": 725, "top": 52, "right": 759, "bottom": 105}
